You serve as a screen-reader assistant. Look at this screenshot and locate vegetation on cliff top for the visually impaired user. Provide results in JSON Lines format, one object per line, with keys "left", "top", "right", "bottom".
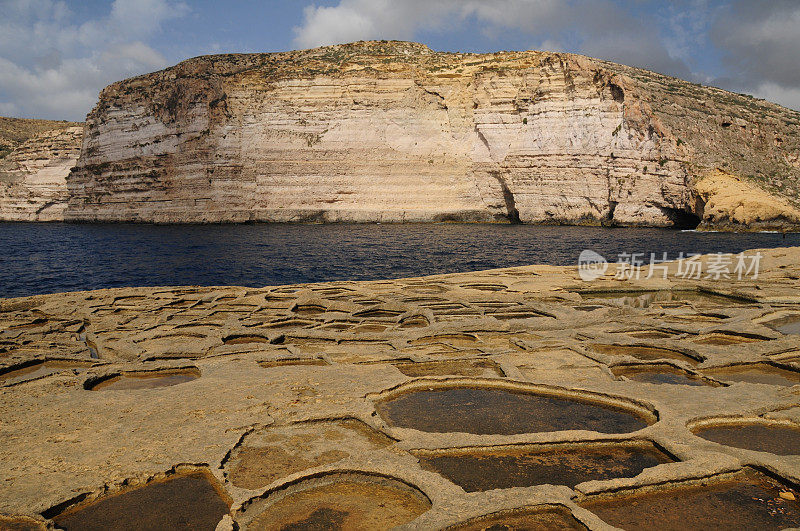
{"left": 0, "top": 116, "right": 82, "bottom": 159}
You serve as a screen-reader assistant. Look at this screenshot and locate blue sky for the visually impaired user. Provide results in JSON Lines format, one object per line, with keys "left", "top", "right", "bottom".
{"left": 2, "top": 0, "right": 799, "bottom": 120}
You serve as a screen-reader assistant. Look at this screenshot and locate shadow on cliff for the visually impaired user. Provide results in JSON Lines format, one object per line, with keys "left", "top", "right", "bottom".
{"left": 490, "top": 172, "right": 521, "bottom": 224}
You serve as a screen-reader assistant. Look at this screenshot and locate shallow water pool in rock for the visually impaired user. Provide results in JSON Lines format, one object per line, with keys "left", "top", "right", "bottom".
{"left": 626, "top": 330, "right": 675, "bottom": 339}
{"left": 692, "top": 422, "right": 800, "bottom": 455}
{"left": 258, "top": 357, "right": 328, "bottom": 367}
{"left": 580, "top": 290, "right": 742, "bottom": 308}
{"left": 611, "top": 365, "right": 713, "bottom": 386}
{"left": 591, "top": 344, "right": 701, "bottom": 365}
{"left": 222, "top": 334, "right": 271, "bottom": 345}
{"left": 238, "top": 473, "right": 430, "bottom": 530}
{"left": 88, "top": 369, "right": 200, "bottom": 391}
{"left": 375, "top": 387, "right": 652, "bottom": 435}
{"left": 51, "top": 471, "right": 230, "bottom": 530}
{"left": 0, "top": 361, "right": 88, "bottom": 386}
{"left": 447, "top": 505, "right": 587, "bottom": 530}
{"left": 693, "top": 332, "right": 767, "bottom": 346}
{"left": 0, "top": 515, "right": 43, "bottom": 531}
{"left": 416, "top": 442, "right": 673, "bottom": 492}
{"left": 767, "top": 314, "right": 800, "bottom": 335}
{"left": 392, "top": 359, "right": 504, "bottom": 378}
{"left": 580, "top": 470, "right": 800, "bottom": 531}
{"left": 702, "top": 364, "right": 800, "bottom": 386}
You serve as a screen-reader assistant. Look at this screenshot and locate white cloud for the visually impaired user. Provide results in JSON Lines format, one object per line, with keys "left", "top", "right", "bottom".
{"left": 662, "top": 0, "right": 713, "bottom": 63}
{"left": 710, "top": 0, "right": 800, "bottom": 109}
{"left": 293, "top": 0, "right": 583, "bottom": 49}
{"left": 293, "top": 0, "right": 800, "bottom": 110}
{"left": 533, "top": 39, "right": 565, "bottom": 53}
{"left": 294, "top": 0, "right": 466, "bottom": 49}
{"left": 0, "top": 101, "right": 20, "bottom": 116}
{"left": 0, "top": 0, "right": 188, "bottom": 121}
{"left": 751, "top": 83, "right": 800, "bottom": 113}
{"left": 292, "top": 0, "right": 690, "bottom": 75}
{"left": 4, "top": 0, "right": 797, "bottom": 119}
{"left": 109, "top": 0, "right": 189, "bottom": 39}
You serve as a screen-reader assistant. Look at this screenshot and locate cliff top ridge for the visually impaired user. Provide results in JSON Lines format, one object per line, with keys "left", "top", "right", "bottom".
{"left": 0, "top": 116, "right": 82, "bottom": 159}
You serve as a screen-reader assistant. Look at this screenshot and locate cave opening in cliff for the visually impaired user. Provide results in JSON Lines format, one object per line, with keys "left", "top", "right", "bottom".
{"left": 661, "top": 207, "right": 701, "bottom": 229}
{"left": 609, "top": 83, "right": 625, "bottom": 103}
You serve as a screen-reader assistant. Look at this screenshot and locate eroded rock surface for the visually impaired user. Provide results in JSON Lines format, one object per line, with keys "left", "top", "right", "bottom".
{"left": 0, "top": 116, "right": 80, "bottom": 158}
{"left": 63, "top": 40, "right": 800, "bottom": 229}
{"left": 1, "top": 247, "right": 800, "bottom": 528}
{"left": 0, "top": 126, "right": 84, "bottom": 221}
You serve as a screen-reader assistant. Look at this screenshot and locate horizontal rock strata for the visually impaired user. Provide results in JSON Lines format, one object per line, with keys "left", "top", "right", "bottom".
{"left": 0, "top": 126, "right": 84, "bottom": 221}
{"left": 62, "top": 41, "right": 800, "bottom": 229}
{"left": 0, "top": 116, "right": 81, "bottom": 158}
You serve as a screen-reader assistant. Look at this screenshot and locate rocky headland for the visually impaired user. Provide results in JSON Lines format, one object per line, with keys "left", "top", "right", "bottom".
{"left": 2, "top": 41, "right": 800, "bottom": 229}
{"left": 0, "top": 117, "right": 81, "bottom": 159}
{"left": 0, "top": 118, "right": 83, "bottom": 222}
{"left": 1, "top": 247, "right": 799, "bottom": 528}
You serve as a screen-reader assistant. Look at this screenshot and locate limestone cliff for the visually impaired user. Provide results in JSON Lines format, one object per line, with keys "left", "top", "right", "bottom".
{"left": 60, "top": 41, "right": 800, "bottom": 228}
{"left": 0, "top": 126, "right": 83, "bottom": 221}
{"left": 0, "top": 116, "right": 81, "bottom": 159}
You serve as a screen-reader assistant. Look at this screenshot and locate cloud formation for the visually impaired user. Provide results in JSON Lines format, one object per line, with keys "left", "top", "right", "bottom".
{"left": 295, "top": 0, "right": 460, "bottom": 48}
{"left": 294, "top": 0, "right": 800, "bottom": 110}
{"left": 2, "top": 0, "right": 799, "bottom": 119}
{"left": 0, "top": 0, "right": 188, "bottom": 121}
{"left": 711, "top": 0, "right": 800, "bottom": 108}
{"left": 293, "top": 0, "right": 692, "bottom": 77}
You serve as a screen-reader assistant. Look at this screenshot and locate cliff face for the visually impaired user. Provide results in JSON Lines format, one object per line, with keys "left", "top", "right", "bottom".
{"left": 0, "top": 117, "right": 81, "bottom": 159}
{"left": 0, "top": 126, "right": 83, "bottom": 221}
{"left": 63, "top": 41, "right": 800, "bottom": 227}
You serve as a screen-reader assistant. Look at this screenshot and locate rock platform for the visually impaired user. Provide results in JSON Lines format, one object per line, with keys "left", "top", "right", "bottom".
{"left": 1, "top": 247, "right": 800, "bottom": 529}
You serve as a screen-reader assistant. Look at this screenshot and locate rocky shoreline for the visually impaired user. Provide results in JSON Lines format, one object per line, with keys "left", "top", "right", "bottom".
{"left": 1, "top": 247, "right": 799, "bottom": 528}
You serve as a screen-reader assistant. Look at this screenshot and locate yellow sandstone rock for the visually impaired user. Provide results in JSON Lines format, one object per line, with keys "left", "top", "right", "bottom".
{"left": 694, "top": 170, "right": 800, "bottom": 230}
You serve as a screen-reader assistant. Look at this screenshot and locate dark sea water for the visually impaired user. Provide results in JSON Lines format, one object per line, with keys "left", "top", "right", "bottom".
{"left": 1, "top": 222, "right": 799, "bottom": 298}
